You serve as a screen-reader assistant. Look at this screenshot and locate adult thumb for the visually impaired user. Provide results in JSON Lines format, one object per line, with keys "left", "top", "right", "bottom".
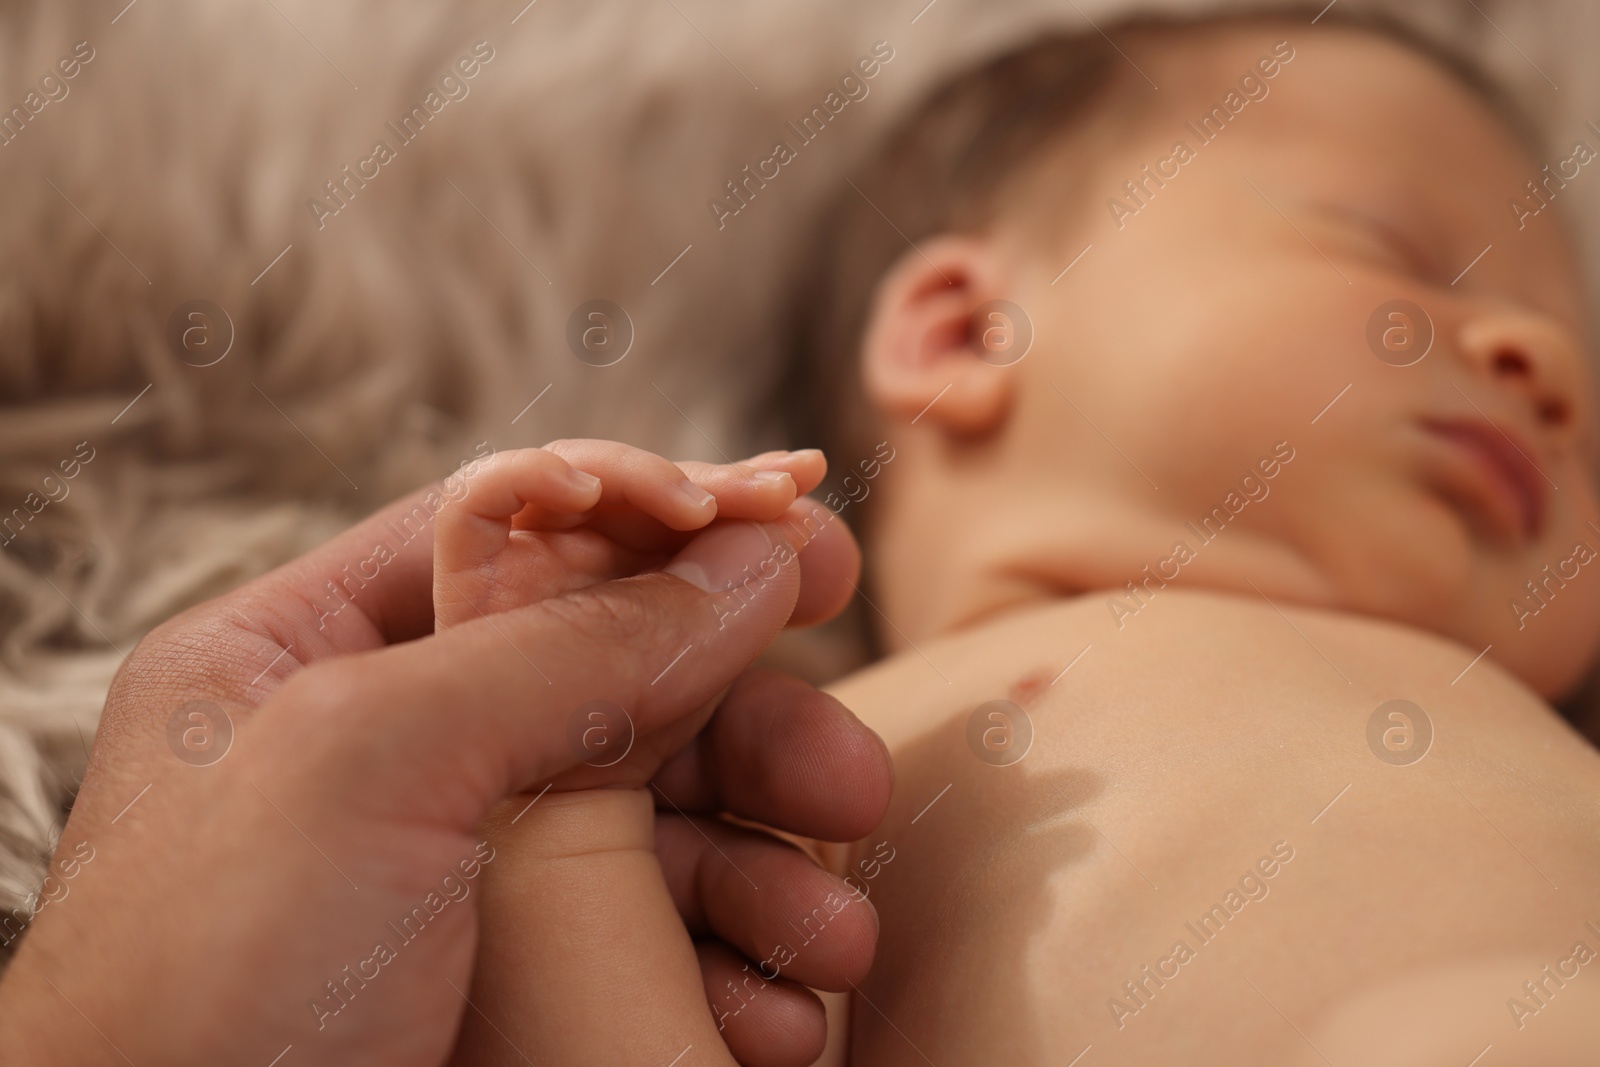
{"left": 246, "top": 519, "right": 808, "bottom": 830}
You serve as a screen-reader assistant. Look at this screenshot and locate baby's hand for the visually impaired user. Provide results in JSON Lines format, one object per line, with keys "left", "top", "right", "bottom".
{"left": 438, "top": 441, "right": 859, "bottom": 1067}
{"left": 433, "top": 439, "right": 825, "bottom": 629}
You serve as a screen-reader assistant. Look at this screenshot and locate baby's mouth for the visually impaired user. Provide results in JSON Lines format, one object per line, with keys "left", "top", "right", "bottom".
{"left": 1420, "top": 418, "right": 1548, "bottom": 544}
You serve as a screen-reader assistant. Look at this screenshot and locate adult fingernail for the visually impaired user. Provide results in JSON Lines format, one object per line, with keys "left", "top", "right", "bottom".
{"left": 663, "top": 521, "right": 780, "bottom": 593}
{"left": 674, "top": 478, "right": 716, "bottom": 509}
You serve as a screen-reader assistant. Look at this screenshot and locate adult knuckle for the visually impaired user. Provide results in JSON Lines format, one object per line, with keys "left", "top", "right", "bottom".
{"left": 274, "top": 657, "right": 363, "bottom": 718}
{"left": 537, "top": 584, "right": 656, "bottom": 649}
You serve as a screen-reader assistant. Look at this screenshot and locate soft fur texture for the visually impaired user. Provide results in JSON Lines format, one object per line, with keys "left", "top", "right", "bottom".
{"left": 0, "top": 0, "right": 1595, "bottom": 962}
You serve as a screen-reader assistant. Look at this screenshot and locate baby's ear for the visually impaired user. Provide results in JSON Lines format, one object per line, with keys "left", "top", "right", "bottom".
{"left": 861, "top": 235, "right": 1018, "bottom": 436}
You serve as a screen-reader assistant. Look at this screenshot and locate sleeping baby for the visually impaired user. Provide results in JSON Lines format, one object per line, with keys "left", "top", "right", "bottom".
{"left": 434, "top": 7, "right": 1600, "bottom": 1065}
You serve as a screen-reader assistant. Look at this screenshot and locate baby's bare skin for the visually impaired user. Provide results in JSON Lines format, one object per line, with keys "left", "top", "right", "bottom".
{"left": 820, "top": 591, "right": 1600, "bottom": 1065}
{"left": 799, "top": 15, "right": 1600, "bottom": 1064}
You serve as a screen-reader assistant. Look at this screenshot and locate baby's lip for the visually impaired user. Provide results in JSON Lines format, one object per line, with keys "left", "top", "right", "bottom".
{"left": 1419, "top": 417, "right": 1548, "bottom": 544}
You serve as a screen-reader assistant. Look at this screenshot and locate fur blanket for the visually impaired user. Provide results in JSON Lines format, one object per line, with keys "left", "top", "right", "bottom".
{"left": 1, "top": 0, "right": 1596, "bottom": 958}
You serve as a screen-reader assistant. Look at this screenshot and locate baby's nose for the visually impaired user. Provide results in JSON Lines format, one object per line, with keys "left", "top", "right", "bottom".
{"left": 1455, "top": 310, "right": 1588, "bottom": 448}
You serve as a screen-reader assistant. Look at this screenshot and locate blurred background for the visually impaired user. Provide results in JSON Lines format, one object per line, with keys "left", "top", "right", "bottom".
{"left": 0, "top": 0, "right": 1595, "bottom": 937}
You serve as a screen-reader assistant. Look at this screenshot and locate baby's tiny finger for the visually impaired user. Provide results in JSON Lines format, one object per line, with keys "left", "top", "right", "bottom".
{"left": 436, "top": 449, "right": 606, "bottom": 569}
{"left": 675, "top": 462, "right": 796, "bottom": 514}
{"left": 674, "top": 451, "right": 826, "bottom": 521}
{"left": 681, "top": 449, "right": 826, "bottom": 498}
{"left": 543, "top": 439, "right": 720, "bottom": 532}
{"left": 459, "top": 449, "right": 606, "bottom": 520}
{"left": 740, "top": 448, "right": 827, "bottom": 496}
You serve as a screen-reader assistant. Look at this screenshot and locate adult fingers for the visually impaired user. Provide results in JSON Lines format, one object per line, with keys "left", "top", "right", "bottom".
{"left": 651, "top": 669, "right": 892, "bottom": 843}
{"left": 655, "top": 815, "right": 879, "bottom": 993}
{"left": 695, "top": 941, "right": 828, "bottom": 1067}
{"left": 80, "top": 488, "right": 862, "bottom": 840}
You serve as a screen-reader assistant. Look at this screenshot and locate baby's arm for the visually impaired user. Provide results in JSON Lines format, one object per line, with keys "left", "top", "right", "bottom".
{"left": 454, "top": 694, "right": 877, "bottom": 1067}
{"left": 450, "top": 787, "right": 741, "bottom": 1067}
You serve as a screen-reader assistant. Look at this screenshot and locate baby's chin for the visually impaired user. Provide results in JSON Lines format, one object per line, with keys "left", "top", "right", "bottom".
{"left": 1483, "top": 566, "right": 1600, "bottom": 701}
{"left": 1287, "top": 529, "right": 1535, "bottom": 681}
{"left": 1449, "top": 613, "right": 1600, "bottom": 704}
{"left": 1289, "top": 550, "right": 1593, "bottom": 701}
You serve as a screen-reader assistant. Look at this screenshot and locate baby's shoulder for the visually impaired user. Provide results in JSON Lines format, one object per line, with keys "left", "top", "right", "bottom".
{"left": 830, "top": 589, "right": 1568, "bottom": 761}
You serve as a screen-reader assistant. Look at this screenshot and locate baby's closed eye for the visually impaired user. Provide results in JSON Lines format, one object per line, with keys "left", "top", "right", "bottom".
{"left": 1307, "top": 201, "right": 1448, "bottom": 284}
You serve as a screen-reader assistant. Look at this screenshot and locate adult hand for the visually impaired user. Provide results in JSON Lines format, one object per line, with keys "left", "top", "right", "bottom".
{"left": 0, "top": 481, "right": 889, "bottom": 1067}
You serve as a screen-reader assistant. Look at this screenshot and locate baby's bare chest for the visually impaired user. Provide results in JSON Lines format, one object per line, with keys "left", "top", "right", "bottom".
{"left": 830, "top": 594, "right": 1600, "bottom": 1064}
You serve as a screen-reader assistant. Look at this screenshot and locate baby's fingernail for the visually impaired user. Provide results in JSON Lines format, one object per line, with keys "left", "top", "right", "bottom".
{"left": 674, "top": 478, "right": 716, "bottom": 508}
{"left": 664, "top": 521, "right": 780, "bottom": 594}
{"left": 747, "top": 448, "right": 822, "bottom": 465}
{"left": 752, "top": 470, "right": 793, "bottom": 486}
{"left": 566, "top": 468, "right": 601, "bottom": 493}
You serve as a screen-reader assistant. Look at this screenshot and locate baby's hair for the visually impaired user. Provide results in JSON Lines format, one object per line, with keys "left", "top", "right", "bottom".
{"left": 780, "top": 4, "right": 1537, "bottom": 543}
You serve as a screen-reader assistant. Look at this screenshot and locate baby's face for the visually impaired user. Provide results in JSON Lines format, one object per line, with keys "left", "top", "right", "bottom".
{"left": 993, "top": 25, "right": 1600, "bottom": 696}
